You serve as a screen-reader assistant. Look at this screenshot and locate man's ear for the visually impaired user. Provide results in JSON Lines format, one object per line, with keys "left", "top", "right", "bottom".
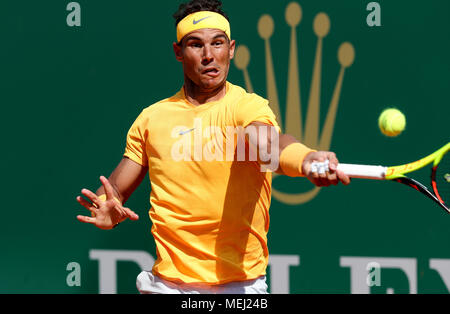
{"left": 229, "top": 39, "right": 236, "bottom": 60}
{"left": 173, "top": 42, "right": 183, "bottom": 62}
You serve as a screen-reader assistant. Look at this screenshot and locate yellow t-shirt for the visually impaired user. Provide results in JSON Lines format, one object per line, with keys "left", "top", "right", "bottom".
{"left": 124, "top": 81, "right": 280, "bottom": 284}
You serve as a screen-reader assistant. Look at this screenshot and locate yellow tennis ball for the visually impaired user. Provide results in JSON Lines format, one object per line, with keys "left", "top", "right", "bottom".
{"left": 378, "top": 108, "right": 406, "bottom": 137}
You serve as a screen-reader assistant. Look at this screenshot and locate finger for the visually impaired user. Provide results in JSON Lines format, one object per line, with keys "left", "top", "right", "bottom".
{"left": 327, "top": 154, "right": 339, "bottom": 172}
{"left": 310, "top": 165, "right": 325, "bottom": 187}
{"left": 323, "top": 160, "right": 339, "bottom": 186}
{"left": 100, "top": 176, "right": 116, "bottom": 200}
{"left": 326, "top": 171, "right": 339, "bottom": 186}
{"left": 317, "top": 163, "right": 330, "bottom": 186}
{"left": 337, "top": 170, "right": 351, "bottom": 185}
{"left": 310, "top": 162, "right": 320, "bottom": 181}
{"left": 76, "top": 196, "right": 97, "bottom": 213}
{"left": 77, "top": 215, "right": 97, "bottom": 225}
{"left": 81, "top": 189, "right": 101, "bottom": 207}
{"left": 310, "top": 162, "right": 318, "bottom": 176}
{"left": 115, "top": 204, "right": 139, "bottom": 221}
{"left": 123, "top": 206, "right": 139, "bottom": 221}
{"left": 318, "top": 174, "right": 330, "bottom": 187}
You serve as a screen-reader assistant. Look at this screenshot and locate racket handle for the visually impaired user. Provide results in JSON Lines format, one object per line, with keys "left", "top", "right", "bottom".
{"left": 337, "top": 163, "right": 387, "bottom": 180}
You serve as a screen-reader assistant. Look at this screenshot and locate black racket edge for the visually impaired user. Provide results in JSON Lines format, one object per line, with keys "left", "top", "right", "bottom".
{"left": 393, "top": 177, "right": 450, "bottom": 214}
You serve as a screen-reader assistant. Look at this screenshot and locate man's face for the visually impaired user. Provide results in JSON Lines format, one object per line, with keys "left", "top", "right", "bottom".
{"left": 174, "top": 28, "right": 235, "bottom": 91}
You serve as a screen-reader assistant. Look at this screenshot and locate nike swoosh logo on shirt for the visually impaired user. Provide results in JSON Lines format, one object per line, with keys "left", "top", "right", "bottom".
{"left": 193, "top": 16, "right": 212, "bottom": 25}
{"left": 179, "top": 128, "right": 196, "bottom": 135}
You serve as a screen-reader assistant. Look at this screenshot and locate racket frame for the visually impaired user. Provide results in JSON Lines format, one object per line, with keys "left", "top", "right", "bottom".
{"left": 336, "top": 143, "right": 450, "bottom": 214}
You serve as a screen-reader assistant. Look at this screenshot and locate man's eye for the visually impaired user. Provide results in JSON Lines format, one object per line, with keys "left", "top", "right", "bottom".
{"left": 213, "top": 41, "right": 223, "bottom": 46}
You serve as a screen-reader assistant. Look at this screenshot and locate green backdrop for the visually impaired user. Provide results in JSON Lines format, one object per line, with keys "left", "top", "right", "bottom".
{"left": 1, "top": 0, "right": 449, "bottom": 293}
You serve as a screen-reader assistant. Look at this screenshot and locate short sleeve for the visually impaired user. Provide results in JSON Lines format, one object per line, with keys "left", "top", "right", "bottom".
{"left": 123, "top": 111, "right": 149, "bottom": 167}
{"left": 234, "top": 93, "right": 280, "bottom": 132}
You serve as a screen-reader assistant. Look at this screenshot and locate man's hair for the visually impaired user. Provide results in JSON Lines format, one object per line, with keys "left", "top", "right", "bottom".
{"left": 173, "top": 0, "right": 229, "bottom": 27}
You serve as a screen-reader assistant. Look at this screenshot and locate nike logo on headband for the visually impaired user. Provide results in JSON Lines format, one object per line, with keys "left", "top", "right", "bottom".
{"left": 193, "top": 16, "right": 212, "bottom": 25}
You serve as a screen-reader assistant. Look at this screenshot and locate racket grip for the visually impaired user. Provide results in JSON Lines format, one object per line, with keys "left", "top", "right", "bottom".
{"left": 337, "top": 163, "right": 387, "bottom": 180}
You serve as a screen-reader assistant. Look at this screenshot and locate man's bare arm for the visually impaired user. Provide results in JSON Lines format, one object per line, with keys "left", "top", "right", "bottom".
{"left": 76, "top": 157, "right": 148, "bottom": 229}
{"left": 95, "top": 157, "right": 149, "bottom": 204}
{"left": 246, "top": 122, "right": 350, "bottom": 186}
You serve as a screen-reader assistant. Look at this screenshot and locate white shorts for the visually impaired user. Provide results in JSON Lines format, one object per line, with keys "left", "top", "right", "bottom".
{"left": 136, "top": 270, "right": 268, "bottom": 294}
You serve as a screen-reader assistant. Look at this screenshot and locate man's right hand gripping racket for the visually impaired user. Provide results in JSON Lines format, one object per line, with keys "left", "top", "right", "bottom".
{"left": 312, "top": 143, "right": 450, "bottom": 213}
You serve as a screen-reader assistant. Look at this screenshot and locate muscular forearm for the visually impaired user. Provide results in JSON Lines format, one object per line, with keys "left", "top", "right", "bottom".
{"left": 95, "top": 183, "right": 123, "bottom": 203}
{"left": 245, "top": 122, "right": 315, "bottom": 175}
{"left": 94, "top": 157, "right": 148, "bottom": 204}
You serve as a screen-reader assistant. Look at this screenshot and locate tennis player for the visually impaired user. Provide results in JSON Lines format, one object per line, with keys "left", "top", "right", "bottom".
{"left": 76, "top": 0, "right": 351, "bottom": 294}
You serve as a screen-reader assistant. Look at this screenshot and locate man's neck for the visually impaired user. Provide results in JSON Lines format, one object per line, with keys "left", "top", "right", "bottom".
{"left": 183, "top": 79, "right": 227, "bottom": 106}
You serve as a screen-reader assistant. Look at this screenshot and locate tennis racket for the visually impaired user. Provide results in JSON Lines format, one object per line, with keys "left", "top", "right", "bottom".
{"left": 313, "top": 143, "right": 450, "bottom": 213}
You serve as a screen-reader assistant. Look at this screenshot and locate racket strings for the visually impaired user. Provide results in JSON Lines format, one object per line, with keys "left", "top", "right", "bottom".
{"left": 434, "top": 151, "right": 450, "bottom": 205}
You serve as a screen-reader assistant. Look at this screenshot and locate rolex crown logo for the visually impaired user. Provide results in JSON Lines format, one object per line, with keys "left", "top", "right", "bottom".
{"left": 234, "top": 2, "right": 355, "bottom": 205}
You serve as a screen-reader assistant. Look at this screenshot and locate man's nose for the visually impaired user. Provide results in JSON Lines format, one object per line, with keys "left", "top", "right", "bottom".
{"left": 201, "top": 45, "right": 214, "bottom": 65}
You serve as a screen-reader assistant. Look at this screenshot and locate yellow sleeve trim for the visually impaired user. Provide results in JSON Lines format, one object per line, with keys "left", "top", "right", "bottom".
{"left": 123, "top": 152, "right": 148, "bottom": 167}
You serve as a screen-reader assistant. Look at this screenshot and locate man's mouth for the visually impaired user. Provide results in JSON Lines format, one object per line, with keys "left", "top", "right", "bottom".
{"left": 202, "top": 67, "right": 220, "bottom": 77}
